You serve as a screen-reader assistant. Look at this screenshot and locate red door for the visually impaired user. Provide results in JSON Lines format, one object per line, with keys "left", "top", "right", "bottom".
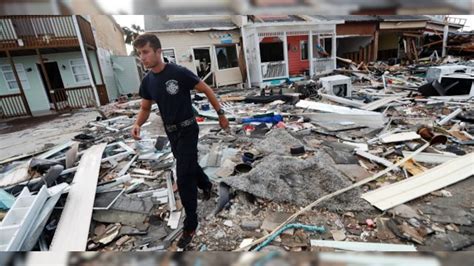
{"left": 287, "top": 35, "right": 309, "bottom": 76}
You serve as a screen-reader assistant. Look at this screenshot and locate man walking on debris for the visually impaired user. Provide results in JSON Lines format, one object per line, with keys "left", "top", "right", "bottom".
{"left": 131, "top": 33, "right": 229, "bottom": 250}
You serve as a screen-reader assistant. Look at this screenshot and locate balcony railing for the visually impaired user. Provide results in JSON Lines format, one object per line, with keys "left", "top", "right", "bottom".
{"left": 53, "top": 86, "right": 97, "bottom": 111}
{"left": 0, "top": 15, "right": 95, "bottom": 50}
{"left": 261, "top": 61, "right": 286, "bottom": 80}
{"left": 313, "top": 57, "right": 335, "bottom": 75}
{"left": 0, "top": 93, "right": 29, "bottom": 119}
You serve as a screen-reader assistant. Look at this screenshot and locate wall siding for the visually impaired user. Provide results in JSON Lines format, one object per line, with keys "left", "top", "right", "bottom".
{"left": 287, "top": 35, "right": 309, "bottom": 76}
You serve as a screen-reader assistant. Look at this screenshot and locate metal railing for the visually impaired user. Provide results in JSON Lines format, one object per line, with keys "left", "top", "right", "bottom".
{"left": 0, "top": 93, "right": 29, "bottom": 119}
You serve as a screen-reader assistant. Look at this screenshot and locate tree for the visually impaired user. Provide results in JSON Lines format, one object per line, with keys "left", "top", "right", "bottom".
{"left": 122, "top": 24, "right": 144, "bottom": 55}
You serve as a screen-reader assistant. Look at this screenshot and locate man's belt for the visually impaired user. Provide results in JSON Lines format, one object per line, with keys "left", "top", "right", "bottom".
{"left": 165, "top": 117, "right": 196, "bottom": 132}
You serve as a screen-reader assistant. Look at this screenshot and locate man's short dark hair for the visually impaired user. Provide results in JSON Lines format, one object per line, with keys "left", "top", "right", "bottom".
{"left": 133, "top": 33, "right": 162, "bottom": 51}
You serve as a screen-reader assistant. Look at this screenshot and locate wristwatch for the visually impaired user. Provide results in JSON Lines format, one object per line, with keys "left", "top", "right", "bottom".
{"left": 216, "top": 109, "right": 225, "bottom": 116}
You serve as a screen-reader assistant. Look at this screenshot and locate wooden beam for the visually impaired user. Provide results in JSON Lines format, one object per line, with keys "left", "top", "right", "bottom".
{"left": 361, "top": 153, "right": 474, "bottom": 211}
{"left": 5, "top": 50, "right": 31, "bottom": 116}
{"left": 36, "top": 48, "right": 58, "bottom": 111}
{"left": 50, "top": 143, "right": 106, "bottom": 251}
{"left": 373, "top": 30, "right": 379, "bottom": 61}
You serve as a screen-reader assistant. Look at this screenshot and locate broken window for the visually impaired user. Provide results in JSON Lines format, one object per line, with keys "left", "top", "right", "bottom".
{"left": 1, "top": 64, "right": 30, "bottom": 91}
{"left": 162, "top": 49, "right": 176, "bottom": 64}
{"left": 260, "top": 41, "right": 284, "bottom": 62}
{"left": 70, "top": 58, "right": 90, "bottom": 83}
{"left": 215, "top": 44, "right": 239, "bottom": 70}
{"left": 300, "top": 40, "right": 308, "bottom": 60}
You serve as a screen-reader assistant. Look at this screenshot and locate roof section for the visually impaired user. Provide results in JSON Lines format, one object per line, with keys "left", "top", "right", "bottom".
{"left": 144, "top": 15, "right": 237, "bottom": 32}
{"left": 312, "top": 15, "right": 378, "bottom": 22}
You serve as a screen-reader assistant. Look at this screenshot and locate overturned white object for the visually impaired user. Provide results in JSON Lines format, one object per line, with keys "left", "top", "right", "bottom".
{"left": 362, "top": 153, "right": 474, "bottom": 211}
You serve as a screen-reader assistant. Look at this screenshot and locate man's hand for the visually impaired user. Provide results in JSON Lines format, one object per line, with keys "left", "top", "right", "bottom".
{"left": 131, "top": 124, "right": 141, "bottom": 140}
{"left": 218, "top": 115, "right": 229, "bottom": 131}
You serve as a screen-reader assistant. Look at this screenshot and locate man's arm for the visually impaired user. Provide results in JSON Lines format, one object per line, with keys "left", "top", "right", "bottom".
{"left": 194, "top": 80, "right": 229, "bottom": 130}
{"left": 131, "top": 99, "right": 153, "bottom": 140}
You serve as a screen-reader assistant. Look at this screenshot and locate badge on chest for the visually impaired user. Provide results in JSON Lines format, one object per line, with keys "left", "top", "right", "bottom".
{"left": 165, "top": 79, "right": 179, "bottom": 95}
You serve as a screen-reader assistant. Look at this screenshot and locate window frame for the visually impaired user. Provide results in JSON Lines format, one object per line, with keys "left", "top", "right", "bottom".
{"left": 1, "top": 64, "right": 30, "bottom": 91}
{"left": 214, "top": 43, "right": 239, "bottom": 70}
{"left": 161, "top": 48, "right": 177, "bottom": 64}
{"left": 69, "top": 58, "right": 90, "bottom": 83}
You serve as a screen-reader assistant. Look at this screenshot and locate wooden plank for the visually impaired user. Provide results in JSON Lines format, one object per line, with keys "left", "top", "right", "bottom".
{"left": 402, "top": 159, "right": 427, "bottom": 176}
{"left": 50, "top": 143, "right": 106, "bottom": 251}
{"left": 167, "top": 211, "right": 181, "bottom": 230}
{"left": 296, "top": 100, "right": 379, "bottom": 115}
{"left": 166, "top": 171, "right": 176, "bottom": 212}
{"left": 310, "top": 240, "right": 416, "bottom": 252}
{"left": 402, "top": 151, "right": 459, "bottom": 164}
{"left": 380, "top": 132, "right": 421, "bottom": 143}
{"left": 355, "top": 149, "right": 400, "bottom": 171}
{"left": 304, "top": 113, "right": 386, "bottom": 128}
{"left": 360, "top": 97, "right": 401, "bottom": 111}
{"left": 65, "top": 142, "right": 79, "bottom": 169}
{"left": 320, "top": 94, "right": 365, "bottom": 108}
{"left": 361, "top": 153, "right": 474, "bottom": 211}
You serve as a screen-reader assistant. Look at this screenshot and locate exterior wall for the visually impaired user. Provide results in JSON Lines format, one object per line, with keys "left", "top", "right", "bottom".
{"left": 0, "top": 56, "right": 50, "bottom": 113}
{"left": 152, "top": 30, "right": 243, "bottom": 86}
{"left": 90, "top": 15, "right": 127, "bottom": 56}
{"left": 337, "top": 22, "right": 377, "bottom": 36}
{"left": 287, "top": 35, "right": 309, "bottom": 76}
{"left": 0, "top": 51, "right": 103, "bottom": 113}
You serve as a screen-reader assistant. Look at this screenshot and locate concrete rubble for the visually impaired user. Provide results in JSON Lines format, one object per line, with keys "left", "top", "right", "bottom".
{"left": 0, "top": 56, "right": 473, "bottom": 252}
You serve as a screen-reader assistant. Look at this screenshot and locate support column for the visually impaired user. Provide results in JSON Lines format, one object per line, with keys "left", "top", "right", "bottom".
{"left": 254, "top": 31, "right": 263, "bottom": 88}
{"left": 283, "top": 31, "right": 289, "bottom": 78}
{"left": 373, "top": 30, "right": 379, "bottom": 62}
{"left": 36, "top": 48, "right": 58, "bottom": 111}
{"left": 331, "top": 30, "right": 337, "bottom": 69}
{"left": 309, "top": 30, "right": 314, "bottom": 77}
{"left": 93, "top": 50, "right": 109, "bottom": 104}
{"left": 241, "top": 26, "right": 252, "bottom": 89}
{"left": 442, "top": 18, "right": 449, "bottom": 57}
{"left": 6, "top": 50, "right": 31, "bottom": 116}
{"left": 73, "top": 15, "right": 101, "bottom": 107}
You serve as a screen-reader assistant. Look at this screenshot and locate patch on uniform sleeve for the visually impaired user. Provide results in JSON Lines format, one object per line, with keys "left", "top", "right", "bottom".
{"left": 165, "top": 79, "right": 179, "bottom": 95}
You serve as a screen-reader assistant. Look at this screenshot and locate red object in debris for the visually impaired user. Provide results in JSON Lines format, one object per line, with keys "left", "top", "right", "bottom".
{"left": 196, "top": 117, "right": 205, "bottom": 122}
{"left": 366, "top": 219, "right": 375, "bottom": 228}
{"left": 243, "top": 125, "right": 255, "bottom": 132}
{"left": 275, "top": 121, "right": 286, "bottom": 129}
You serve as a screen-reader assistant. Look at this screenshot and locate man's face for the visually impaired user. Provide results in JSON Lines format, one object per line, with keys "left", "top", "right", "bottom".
{"left": 137, "top": 43, "right": 161, "bottom": 69}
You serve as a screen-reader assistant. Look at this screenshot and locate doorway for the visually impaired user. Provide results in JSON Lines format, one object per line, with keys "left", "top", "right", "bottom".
{"left": 192, "top": 47, "right": 213, "bottom": 85}
{"left": 37, "top": 62, "right": 66, "bottom": 106}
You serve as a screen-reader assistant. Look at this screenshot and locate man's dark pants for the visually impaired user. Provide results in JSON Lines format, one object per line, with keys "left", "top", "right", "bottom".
{"left": 166, "top": 122, "right": 212, "bottom": 232}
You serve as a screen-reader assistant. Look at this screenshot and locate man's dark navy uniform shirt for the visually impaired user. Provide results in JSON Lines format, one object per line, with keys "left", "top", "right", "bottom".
{"left": 139, "top": 63, "right": 200, "bottom": 125}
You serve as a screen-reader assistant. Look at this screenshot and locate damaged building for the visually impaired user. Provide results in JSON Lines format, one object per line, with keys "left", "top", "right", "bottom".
{"left": 0, "top": 13, "right": 473, "bottom": 256}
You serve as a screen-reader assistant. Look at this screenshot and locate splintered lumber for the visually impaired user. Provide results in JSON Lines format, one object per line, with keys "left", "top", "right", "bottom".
{"left": 50, "top": 143, "right": 107, "bottom": 251}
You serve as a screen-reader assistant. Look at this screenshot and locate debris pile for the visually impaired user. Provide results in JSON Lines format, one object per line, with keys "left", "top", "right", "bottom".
{"left": 0, "top": 57, "right": 473, "bottom": 252}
